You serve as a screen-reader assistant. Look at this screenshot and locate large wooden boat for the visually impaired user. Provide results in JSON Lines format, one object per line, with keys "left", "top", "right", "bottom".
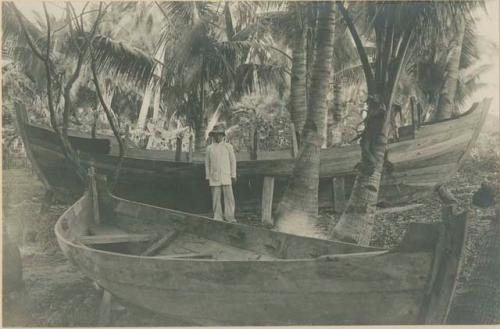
{"left": 17, "top": 98, "right": 491, "bottom": 213}
{"left": 55, "top": 174, "right": 469, "bottom": 325}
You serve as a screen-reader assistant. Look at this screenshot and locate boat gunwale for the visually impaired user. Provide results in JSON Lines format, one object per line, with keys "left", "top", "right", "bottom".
{"left": 55, "top": 192, "right": 393, "bottom": 264}
{"left": 27, "top": 100, "right": 485, "bottom": 165}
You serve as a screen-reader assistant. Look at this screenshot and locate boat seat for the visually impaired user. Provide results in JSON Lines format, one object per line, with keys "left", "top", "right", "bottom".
{"left": 77, "top": 233, "right": 156, "bottom": 245}
{"left": 154, "top": 253, "right": 214, "bottom": 259}
{"left": 78, "top": 224, "right": 156, "bottom": 245}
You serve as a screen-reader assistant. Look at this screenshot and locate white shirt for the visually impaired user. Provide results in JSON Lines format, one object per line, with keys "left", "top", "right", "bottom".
{"left": 205, "top": 142, "right": 237, "bottom": 186}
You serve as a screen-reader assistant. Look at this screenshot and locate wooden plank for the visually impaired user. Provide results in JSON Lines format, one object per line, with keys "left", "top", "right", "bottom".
{"left": 332, "top": 177, "right": 346, "bottom": 213}
{"left": 78, "top": 233, "right": 155, "bottom": 245}
{"left": 175, "top": 137, "right": 182, "bottom": 161}
{"left": 187, "top": 135, "right": 193, "bottom": 162}
{"left": 141, "top": 229, "right": 180, "bottom": 256}
{"left": 410, "top": 96, "right": 418, "bottom": 130}
{"left": 376, "top": 203, "right": 424, "bottom": 214}
{"left": 98, "top": 290, "right": 112, "bottom": 325}
{"left": 155, "top": 253, "right": 213, "bottom": 259}
{"left": 89, "top": 224, "right": 127, "bottom": 236}
{"left": 261, "top": 176, "right": 275, "bottom": 226}
{"left": 251, "top": 127, "right": 258, "bottom": 160}
{"left": 88, "top": 167, "right": 101, "bottom": 224}
{"left": 420, "top": 209, "right": 469, "bottom": 323}
{"left": 290, "top": 123, "right": 299, "bottom": 158}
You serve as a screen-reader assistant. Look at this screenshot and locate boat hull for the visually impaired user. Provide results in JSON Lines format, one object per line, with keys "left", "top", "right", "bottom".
{"left": 20, "top": 99, "right": 490, "bottom": 212}
{"left": 55, "top": 189, "right": 468, "bottom": 325}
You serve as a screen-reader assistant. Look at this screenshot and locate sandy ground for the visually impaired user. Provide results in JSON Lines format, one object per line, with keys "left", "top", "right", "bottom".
{"left": 2, "top": 128, "right": 499, "bottom": 326}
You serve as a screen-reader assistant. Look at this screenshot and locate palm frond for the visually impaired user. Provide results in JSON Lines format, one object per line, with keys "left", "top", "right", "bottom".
{"left": 332, "top": 63, "right": 367, "bottom": 88}
{"left": 2, "top": 2, "right": 44, "bottom": 45}
{"left": 234, "top": 63, "right": 287, "bottom": 96}
{"left": 90, "top": 35, "right": 155, "bottom": 87}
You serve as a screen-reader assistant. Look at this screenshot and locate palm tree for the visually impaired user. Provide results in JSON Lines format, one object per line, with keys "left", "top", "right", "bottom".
{"left": 288, "top": 4, "right": 308, "bottom": 146}
{"left": 157, "top": 1, "right": 287, "bottom": 151}
{"left": 434, "top": 20, "right": 466, "bottom": 121}
{"left": 330, "top": 1, "right": 481, "bottom": 245}
{"left": 274, "top": 2, "right": 336, "bottom": 232}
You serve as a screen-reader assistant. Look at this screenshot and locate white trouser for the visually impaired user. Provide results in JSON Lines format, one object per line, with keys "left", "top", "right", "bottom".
{"left": 211, "top": 185, "right": 235, "bottom": 222}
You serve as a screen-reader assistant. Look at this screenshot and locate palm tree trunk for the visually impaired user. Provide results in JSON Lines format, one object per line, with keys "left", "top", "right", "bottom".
{"left": 152, "top": 81, "right": 162, "bottom": 123}
{"left": 275, "top": 2, "right": 335, "bottom": 234}
{"left": 331, "top": 3, "right": 413, "bottom": 245}
{"left": 330, "top": 79, "right": 343, "bottom": 146}
{"left": 289, "top": 23, "right": 308, "bottom": 145}
{"left": 330, "top": 99, "right": 390, "bottom": 244}
{"left": 434, "top": 19, "right": 466, "bottom": 121}
{"left": 137, "top": 43, "right": 166, "bottom": 130}
{"left": 194, "top": 71, "right": 207, "bottom": 151}
{"left": 137, "top": 81, "right": 153, "bottom": 130}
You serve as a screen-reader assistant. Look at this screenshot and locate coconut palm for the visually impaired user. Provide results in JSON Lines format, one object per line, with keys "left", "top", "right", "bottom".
{"left": 274, "top": 1, "right": 336, "bottom": 230}
{"left": 330, "top": 1, "right": 482, "bottom": 245}
{"left": 156, "top": 1, "right": 287, "bottom": 151}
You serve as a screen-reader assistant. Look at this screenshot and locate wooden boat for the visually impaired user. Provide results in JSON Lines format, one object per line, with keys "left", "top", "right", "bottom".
{"left": 55, "top": 173, "right": 469, "bottom": 325}
{"left": 17, "top": 98, "right": 491, "bottom": 213}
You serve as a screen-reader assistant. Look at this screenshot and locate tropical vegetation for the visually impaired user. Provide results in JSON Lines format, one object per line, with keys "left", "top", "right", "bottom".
{"left": 2, "top": 0, "right": 494, "bottom": 245}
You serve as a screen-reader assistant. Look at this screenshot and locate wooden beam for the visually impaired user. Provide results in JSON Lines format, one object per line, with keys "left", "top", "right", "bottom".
{"left": 410, "top": 96, "right": 418, "bottom": 132}
{"left": 261, "top": 176, "right": 275, "bottom": 226}
{"left": 376, "top": 203, "right": 424, "bottom": 214}
{"left": 155, "top": 252, "right": 213, "bottom": 259}
{"left": 78, "top": 233, "right": 155, "bottom": 245}
{"left": 141, "top": 229, "right": 180, "bottom": 256}
{"left": 250, "top": 127, "right": 258, "bottom": 160}
{"left": 88, "top": 167, "right": 101, "bottom": 224}
{"left": 187, "top": 135, "right": 193, "bottom": 162}
{"left": 98, "top": 290, "right": 112, "bottom": 325}
{"left": 175, "top": 137, "right": 182, "bottom": 161}
{"left": 332, "top": 177, "right": 346, "bottom": 213}
{"left": 290, "top": 123, "right": 299, "bottom": 158}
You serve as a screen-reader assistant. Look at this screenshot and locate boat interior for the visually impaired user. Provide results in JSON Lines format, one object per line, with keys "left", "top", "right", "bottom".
{"left": 57, "top": 186, "right": 440, "bottom": 262}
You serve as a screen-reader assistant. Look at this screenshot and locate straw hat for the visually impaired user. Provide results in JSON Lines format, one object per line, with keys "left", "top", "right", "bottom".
{"left": 209, "top": 122, "right": 226, "bottom": 136}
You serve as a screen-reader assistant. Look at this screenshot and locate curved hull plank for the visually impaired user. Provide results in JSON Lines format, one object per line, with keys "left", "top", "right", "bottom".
{"left": 21, "top": 99, "right": 490, "bottom": 211}
{"left": 55, "top": 187, "right": 469, "bottom": 325}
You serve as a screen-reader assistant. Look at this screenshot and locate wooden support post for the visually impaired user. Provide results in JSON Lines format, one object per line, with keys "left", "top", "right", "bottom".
{"left": 39, "top": 189, "right": 54, "bottom": 214}
{"left": 261, "top": 176, "right": 275, "bottom": 227}
{"left": 410, "top": 97, "right": 418, "bottom": 132}
{"left": 186, "top": 135, "right": 193, "bottom": 162}
{"left": 88, "top": 167, "right": 101, "bottom": 224}
{"left": 417, "top": 102, "right": 423, "bottom": 127}
{"left": 250, "top": 127, "right": 258, "bottom": 160}
{"left": 332, "top": 177, "right": 346, "bottom": 213}
{"left": 175, "top": 137, "right": 182, "bottom": 162}
{"left": 98, "top": 290, "right": 112, "bottom": 326}
{"left": 290, "top": 123, "right": 299, "bottom": 158}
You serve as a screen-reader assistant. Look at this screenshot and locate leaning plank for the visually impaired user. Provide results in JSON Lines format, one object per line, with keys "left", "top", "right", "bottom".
{"left": 290, "top": 123, "right": 299, "bottom": 158}
{"left": 78, "top": 233, "right": 155, "bottom": 245}
{"left": 155, "top": 253, "right": 213, "bottom": 259}
{"left": 98, "top": 290, "right": 112, "bottom": 325}
{"left": 141, "top": 230, "right": 180, "bottom": 256}
{"left": 377, "top": 203, "right": 424, "bottom": 214}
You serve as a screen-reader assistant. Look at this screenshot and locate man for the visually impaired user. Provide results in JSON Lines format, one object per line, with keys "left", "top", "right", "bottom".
{"left": 205, "top": 122, "right": 237, "bottom": 222}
